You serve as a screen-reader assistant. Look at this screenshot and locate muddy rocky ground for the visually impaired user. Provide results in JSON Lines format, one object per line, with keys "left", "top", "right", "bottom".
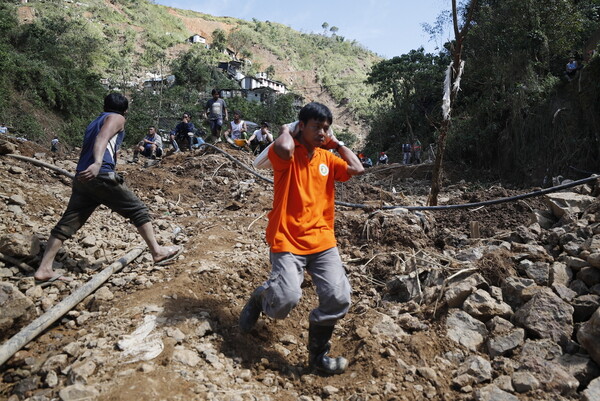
{"left": 1, "top": 138, "right": 600, "bottom": 401}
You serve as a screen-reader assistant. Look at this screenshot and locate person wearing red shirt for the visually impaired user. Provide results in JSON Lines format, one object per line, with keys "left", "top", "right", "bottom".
{"left": 239, "top": 102, "right": 364, "bottom": 374}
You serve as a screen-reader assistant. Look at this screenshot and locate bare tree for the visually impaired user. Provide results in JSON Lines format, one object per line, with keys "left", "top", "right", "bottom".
{"left": 427, "top": 0, "right": 478, "bottom": 206}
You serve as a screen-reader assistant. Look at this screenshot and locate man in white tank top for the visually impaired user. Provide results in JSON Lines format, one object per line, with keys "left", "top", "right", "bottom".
{"left": 223, "top": 110, "right": 248, "bottom": 143}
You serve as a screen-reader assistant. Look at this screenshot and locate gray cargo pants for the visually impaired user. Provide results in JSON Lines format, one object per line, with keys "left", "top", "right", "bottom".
{"left": 259, "top": 247, "right": 351, "bottom": 326}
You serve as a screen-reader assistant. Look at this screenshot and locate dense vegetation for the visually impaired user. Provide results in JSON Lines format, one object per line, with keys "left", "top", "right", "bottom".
{"left": 365, "top": 0, "right": 600, "bottom": 183}
{"left": 0, "top": 0, "right": 377, "bottom": 147}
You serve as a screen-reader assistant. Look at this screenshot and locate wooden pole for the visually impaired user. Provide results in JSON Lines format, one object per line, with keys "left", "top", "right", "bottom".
{"left": 6, "top": 154, "right": 75, "bottom": 179}
{"left": 0, "top": 246, "right": 144, "bottom": 367}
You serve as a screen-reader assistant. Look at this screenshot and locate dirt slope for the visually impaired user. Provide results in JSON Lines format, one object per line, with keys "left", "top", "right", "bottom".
{"left": 1, "top": 138, "right": 593, "bottom": 401}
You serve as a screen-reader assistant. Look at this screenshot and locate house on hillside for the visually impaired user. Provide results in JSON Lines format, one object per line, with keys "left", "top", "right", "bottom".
{"left": 189, "top": 34, "right": 206, "bottom": 44}
{"left": 240, "top": 73, "right": 287, "bottom": 94}
{"left": 218, "top": 61, "right": 245, "bottom": 81}
{"left": 143, "top": 74, "right": 175, "bottom": 93}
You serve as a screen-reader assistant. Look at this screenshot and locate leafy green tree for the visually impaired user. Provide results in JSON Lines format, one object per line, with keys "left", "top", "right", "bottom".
{"left": 228, "top": 27, "right": 254, "bottom": 60}
{"left": 365, "top": 48, "right": 448, "bottom": 153}
{"left": 265, "top": 65, "right": 276, "bottom": 79}
{"left": 212, "top": 28, "right": 227, "bottom": 52}
{"left": 322, "top": 22, "right": 329, "bottom": 35}
{"left": 330, "top": 26, "right": 339, "bottom": 35}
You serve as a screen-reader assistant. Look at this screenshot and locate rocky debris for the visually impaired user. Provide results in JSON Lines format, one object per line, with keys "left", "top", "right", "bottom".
{"left": 0, "top": 233, "right": 40, "bottom": 259}
{"left": 0, "top": 282, "right": 35, "bottom": 339}
{"left": 1, "top": 146, "right": 600, "bottom": 400}
{"left": 512, "top": 289, "right": 574, "bottom": 346}
{"left": 446, "top": 309, "right": 489, "bottom": 351}
{"left": 577, "top": 308, "right": 600, "bottom": 366}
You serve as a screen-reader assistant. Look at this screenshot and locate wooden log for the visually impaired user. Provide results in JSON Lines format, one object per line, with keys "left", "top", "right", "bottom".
{"left": 0, "top": 246, "right": 144, "bottom": 367}
{"left": 6, "top": 154, "right": 75, "bottom": 179}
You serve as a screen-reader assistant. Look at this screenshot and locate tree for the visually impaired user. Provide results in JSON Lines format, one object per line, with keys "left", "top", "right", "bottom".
{"left": 212, "top": 28, "right": 227, "bottom": 52}
{"left": 322, "top": 22, "right": 329, "bottom": 35}
{"left": 428, "top": 0, "right": 478, "bottom": 206}
{"left": 365, "top": 48, "right": 447, "bottom": 156}
{"left": 265, "top": 64, "right": 276, "bottom": 79}
{"left": 228, "top": 27, "right": 254, "bottom": 60}
{"left": 330, "top": 26, "right": 339, "bottom": 35}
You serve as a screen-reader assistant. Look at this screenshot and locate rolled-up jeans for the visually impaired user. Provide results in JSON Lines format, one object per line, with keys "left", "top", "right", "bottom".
{"left": 258, "top": 247, "right": 351, "bottom": 327}
{"left": 51, "top": 174, "right": 150, "bottom": 241}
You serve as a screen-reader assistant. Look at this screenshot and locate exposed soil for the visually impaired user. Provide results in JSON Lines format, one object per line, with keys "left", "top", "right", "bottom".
{"left": 0, "top": 139, "right": 566, "bottom": 401}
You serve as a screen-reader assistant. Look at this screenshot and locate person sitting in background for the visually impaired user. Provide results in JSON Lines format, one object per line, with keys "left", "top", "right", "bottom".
{"left": 170, "top": 113, "right": 195, "bottom": 153}
{"left": 131, "top": 126, "right": 163, "bottom": 162}
{"left": 377, "top": 151, "right": 388, "bottom": 165}
{"left": 0, "top": 123, "right": 8, "bottom": 135}
{"left": 359, "top": 153, "right": 372, "bottom": 168}
{"left": 223, "top": 110, "right": 248, "bottom": 144}
{"left": 247, "top": 121, "right": 273, "bottom": 153}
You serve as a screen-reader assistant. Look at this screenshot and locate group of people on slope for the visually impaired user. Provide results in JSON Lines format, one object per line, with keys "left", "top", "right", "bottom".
{"left": 130, "top": 89, "right": 274, "bottom": 162}
{"left": 34, "top": 93, "right": 363, "bottom": 375}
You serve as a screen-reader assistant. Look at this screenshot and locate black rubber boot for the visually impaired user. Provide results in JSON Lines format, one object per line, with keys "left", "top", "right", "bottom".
{"left": 308, "top": 323, "right": 348, "bottom": 374}
{"left": 239, "top": 287, "right": 264, "bottom": 333}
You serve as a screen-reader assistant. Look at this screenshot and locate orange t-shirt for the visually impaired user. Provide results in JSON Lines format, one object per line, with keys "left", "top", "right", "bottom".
{"left": 266, "top": 140, "right": 351, "bottom": 254}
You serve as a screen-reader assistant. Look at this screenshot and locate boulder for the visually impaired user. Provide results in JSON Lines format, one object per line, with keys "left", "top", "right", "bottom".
{"left": 446, "top": 309, "right": 488, "bottom": 351}
{"left": 513, "top": 289, "right": 574, "bottom": 347}
{"left": 583, "top": 377, "right": 600, "bottom": 401}
{"left": 463, "top": 289, "right": 513, "bottom": 321}
{"left": 556, "top": 353, "right": 600, "bottom": 388}
{"left": 444, "top": 273, "right": 489, "bottom": 308}
{"left": 578, "top": 267, "right": 600, "bottom": 287}
{"left": 474, "top": 384, "right": 519, "bottom": 401}
{"left": 456, "top": 355, "right": 492, "bottom": 383}
{"left": 545, "top": 192, "right": 597, "bottom": 218}
{"left": 0, "top": 233, "right": 40, "bottom": 258}
{"left": 549, "top": 262, "right": 573, "bottom": 287}
{"left": 572, "top": 295, "right": 600, "bottom": 322}
{"left": 0, "top": 282, "right": 35, "bottom": 340}
{"left": 501, "top": 277, "right": 536, "bottom": 308}
{"left": 577, "top": 307, "right": 600, "bottom": 366}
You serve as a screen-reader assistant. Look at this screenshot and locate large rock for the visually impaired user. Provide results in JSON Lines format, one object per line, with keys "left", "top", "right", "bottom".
{"left": 463, "top": 289, "right": 512, "bottom": 321}
{"left": 444, "top": 273, "right": 489, "bottom": 308}
{"left": 0, "top": 233, "right": 40, "bottom": 258}
{"left": 545, "top": 192, "right": 597, "bottom": 218}
{"left": 513, "top": 289, "right": 574, "bottom": 347}
{"left": 474, "top": 384, "right": 519, "bottom": 401}
{"left": 583, "top": 377, "right": 600, "bottom": 401}
{"left": 501, "top": 277, "right": 536, "bottom": 309}
{"left": 446, "top": 309, "right": 489, "bottom": 351}
{"left": 578, "top": 267, "right": 600, "bottom": 287}
{"left": 456, "top": 355, "right": 492, "bottom": 383}
{"left": 556, "top": 353, "right": 600, "bottom": 388}
{"left": 577, "top": 308, "right": 600, "bottom": 366}
{"left": 572, "top": 295, "right": 600, "bottom": 322}
{"left": 0, "top": 282, "right": 35, "bottom": 340}
{"left": 549, "top": 262, "right": 573, "bottom": 287}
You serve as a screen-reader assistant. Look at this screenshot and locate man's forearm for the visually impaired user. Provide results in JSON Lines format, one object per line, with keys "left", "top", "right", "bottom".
{"left": 337, "top": 145, "right": 364, "bottom": 176}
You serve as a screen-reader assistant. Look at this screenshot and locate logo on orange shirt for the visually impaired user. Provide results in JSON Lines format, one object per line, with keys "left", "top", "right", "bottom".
{"left": 319, "top": 163, "right": 329, "bottom": 176}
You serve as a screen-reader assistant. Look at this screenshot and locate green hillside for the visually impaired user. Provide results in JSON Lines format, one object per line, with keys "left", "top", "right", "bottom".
{"left": 0, "top": 0, "right": 379, "bottom": 146}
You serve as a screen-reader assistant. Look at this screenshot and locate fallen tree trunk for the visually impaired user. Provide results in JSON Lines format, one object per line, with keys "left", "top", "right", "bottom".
{"left": 6, "top": 154, "right": 75, "bottom": 179}
{"left": 0, "top": 246, "right": 144, "bottom": 367}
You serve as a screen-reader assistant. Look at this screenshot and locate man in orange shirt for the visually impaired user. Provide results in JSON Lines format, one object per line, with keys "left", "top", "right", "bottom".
{"left": 239, "top": 102, "right": 364, "bottom": 374}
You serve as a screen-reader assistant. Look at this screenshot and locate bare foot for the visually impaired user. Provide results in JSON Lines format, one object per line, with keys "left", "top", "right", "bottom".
{"left": 153, "top": 245, "right": 183, "bottom": 266}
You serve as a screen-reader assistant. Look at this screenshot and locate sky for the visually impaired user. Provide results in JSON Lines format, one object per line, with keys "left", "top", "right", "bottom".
{"left": 153, "top": 0, "right": 453, "bottom": 58}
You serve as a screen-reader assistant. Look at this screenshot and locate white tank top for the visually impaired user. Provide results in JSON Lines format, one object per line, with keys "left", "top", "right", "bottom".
{"left": 230, "top": 120, "right": 245, "bottom": 139}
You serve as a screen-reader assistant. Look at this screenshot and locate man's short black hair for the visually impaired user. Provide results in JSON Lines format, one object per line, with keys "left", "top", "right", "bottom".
{"left": 104, "top": 93, "right": 128, "bottom": 115}
{"left": 298, "top": 102, "right": 332, "bottom": 125}
{"left": 211, "top": 89, "right": 219, "bottom": 96}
